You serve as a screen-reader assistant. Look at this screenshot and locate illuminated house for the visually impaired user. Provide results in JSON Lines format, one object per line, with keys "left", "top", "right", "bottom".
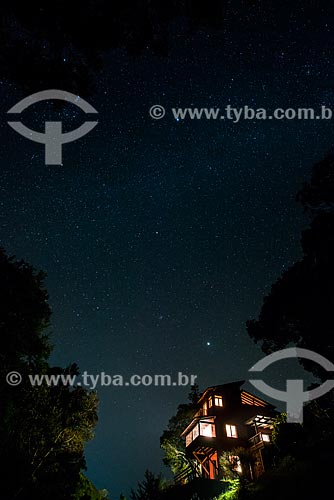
{"left": 179, "top": 381, "right": 278, "bottom": 482}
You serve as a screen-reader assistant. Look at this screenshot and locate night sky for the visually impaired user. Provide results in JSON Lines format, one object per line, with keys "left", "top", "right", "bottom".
{"left": 1, "top": 4, "right": 334, "bottom": 498}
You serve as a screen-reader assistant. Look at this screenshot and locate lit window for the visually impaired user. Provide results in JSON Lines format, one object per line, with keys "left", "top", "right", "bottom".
{"left": 262, "top": 433, "right": 270, "bottom": 442}
{"left": 200, "top": 421, "right": 216, "bottom": 438}
{"left": 185, "top": 420, "right": 216, "bottom": 447}
{"left": 226, "top": 424, "right": 238, "bottom": 438}
{"left": 186, "top": 425, "right": 199, "bottom": 446}
{"left": 208, "top": 397, "right": 213, "bottom": 408}
{"left": 186, "top": 432, "right": 192, "bottom": 447}
{"left": 214, "top": 395, "right": 223, "bottom": 407}
{"left": 203, "top": 401, "right": 208, "bottom": 415}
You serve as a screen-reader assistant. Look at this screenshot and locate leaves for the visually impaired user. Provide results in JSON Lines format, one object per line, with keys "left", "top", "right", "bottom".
{"left": 130, "top": 470, "right": 166, "bottom": 500}
{"left": 160, "top": 385, "right": 199, "bottom": 474}
{"left": 246, "top": 155, "right": 334, "bottom": 379}
{"left": 0, "top": 250, "right": 100, "bottom": 499}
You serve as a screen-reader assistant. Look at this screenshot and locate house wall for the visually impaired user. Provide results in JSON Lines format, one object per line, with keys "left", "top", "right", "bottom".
{"left": 183, "top": 383, "right": 277, "bottom": 483}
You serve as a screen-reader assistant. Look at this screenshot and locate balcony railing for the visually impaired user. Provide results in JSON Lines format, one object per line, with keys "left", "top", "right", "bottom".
{"left": 248, "top": 432, "right": 269, "bottom": 447}
{"left": 174, "top": 464, "right": 199, "bottom": 484}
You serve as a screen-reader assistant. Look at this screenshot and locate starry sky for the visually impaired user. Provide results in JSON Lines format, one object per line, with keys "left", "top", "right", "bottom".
{"left": 1, "top": 4, "right": 334, "bottom": 498}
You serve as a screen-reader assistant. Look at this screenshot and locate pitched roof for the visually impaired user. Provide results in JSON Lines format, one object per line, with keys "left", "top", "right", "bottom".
{"left": 197, "top": 380, "right": 245, "bottom": 404}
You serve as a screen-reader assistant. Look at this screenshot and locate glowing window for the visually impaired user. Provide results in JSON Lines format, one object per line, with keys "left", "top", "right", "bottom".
{"left": 262, "top": 433, "right": 270, "bottom": 442}
{"left": 226, "top": 424, "right": 238, "bottom": 438}
{"left": 208, "top": 397, "right": 213, "bottom": 408}
{"left": 214, "top": 395, "right": 223, "bottom": 407}
{"left": 203, "top": 401, "right": 208, "bottom": 415}
{"left": 200, "top": 421, "right": 216, "bottom": 438}
{"left": 186, "top": 432, "right": 192, "bottom": 447}
{"left": 185, "top": 420, "right": 216, "bottom": 447}
{"left": 186, "top": 426, "right": 198, "bottom": 447}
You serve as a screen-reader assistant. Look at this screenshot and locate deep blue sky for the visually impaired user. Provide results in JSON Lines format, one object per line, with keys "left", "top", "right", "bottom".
{"left": 1, "top": 7, "right": 334, "bottom": 498}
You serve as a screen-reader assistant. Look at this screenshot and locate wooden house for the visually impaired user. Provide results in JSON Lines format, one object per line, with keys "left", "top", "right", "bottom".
{"left": 179, "top": 381, "right": 278, "bottom": 482}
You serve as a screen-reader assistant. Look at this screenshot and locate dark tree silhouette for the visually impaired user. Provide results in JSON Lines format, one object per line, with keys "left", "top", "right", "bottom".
{"left": 0, "top": 248, "right": 51, "bottom": 368}
{"left": 160, "top": 385, "right": 199, "bottom": 475}
{"left": 130, "top": 470, "right": 165, "bottom": 500}
{"left": 0, "top": 1, "right": 224, "bottom": 94}
{"left": 0, "top": 249, "right": 101, "bottom": 500}
{"left": 246, "top": 154, "right": 334, "bottom": 379}
{"left": 1, "top": 0, "right": 330, "bottom": 94}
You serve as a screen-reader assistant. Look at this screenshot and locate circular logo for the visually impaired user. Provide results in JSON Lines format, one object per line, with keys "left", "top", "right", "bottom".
{"left": 149, "top": 105, "right": 166, "bottom": 119}
{"left": 6, "top": 371, "right": 22, "bottom": 386}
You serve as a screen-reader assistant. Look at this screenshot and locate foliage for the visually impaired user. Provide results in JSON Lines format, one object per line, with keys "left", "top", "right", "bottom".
{"left": 0, "top": 249, "right": 101, "bottom": 500}
{"left": 0, "top": 1, "right": 224, "bottom": 94}
{"left": 215, "top": 441, "right": 334, "bottom": 500}
{"left": 296, "top": 154, "right": 334, "bottom": 212}
{"left": 271, "top": 412, "right": 287, "bottom": 443}
{"left": 237, "top": 444, "right": 333, "bottom": 500}
{"left": 246, "top": 154, "right": 334, "bottom": 379}
{"left": 130, "top": 470, "right": 166, "bottom": 500}
{"left": 220, "top": 447, "right": 255, "bottom": 479}
{"left": 74, "top": 473, "right": 109, "bottom": 499}
{"left": 302, "top": 396, "right": 334, "bottom": 445}
{"left": 160, "top": 385, "right": 200, "bottom": 475}
{"left": 244, "top": 154, "right": 334, "bottom": 498}
{"left": 0, "top": 247, "right": 51, "bottom": 367}
{"left": 218, "top": 448, "right": 255, "bottom": 500}
{"left": 271, "top": 413, "right": 305, "bottom": 457}
{"left": 162, "top": 478, "right": 226, "bottom": 500}
{"left": 215, "top": 479, "right": 240, "bottom": 500}
{"left": 219, "top": 453, "right": 239, "bottom": 482}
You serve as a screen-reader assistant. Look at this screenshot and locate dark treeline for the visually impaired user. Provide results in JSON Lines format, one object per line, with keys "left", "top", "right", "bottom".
{"left": 0, "top": 250, "right": 107, "bottom": 500}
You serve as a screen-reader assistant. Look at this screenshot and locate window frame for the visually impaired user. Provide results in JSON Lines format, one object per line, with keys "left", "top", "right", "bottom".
{"left": 185, "top": 419, "right": 216, "bottom": 446}
{"left": 225, "top": 424, "right": 238, "bottom": 438}
{"left": 214, "top": 395, "right": 223, "bottom": 407}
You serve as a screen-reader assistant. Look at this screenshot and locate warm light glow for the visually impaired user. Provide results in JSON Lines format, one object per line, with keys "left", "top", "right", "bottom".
{"left": 214, "top": 395, "right": 223, "bottom": 407}
{"left": 226, "top": 424, "right": 238, "bottom": 438}
{"left": 262, "top": 433, "right": 270, "bottom": 442}
{"left": 208, "top": 397, "right": 213, "bottom": 408}
{"left": 241, "top": 390, "right": 267, "bottom": 407}
{"left": 229, "top": 455, "right": 242, "bottom": 473}
{"left": 200, "top": 421, "right": 216, "bottom": 438}
{"left": 203, "top": 401, "right": 208, "bottom": 415}
{"left": 185, "top": 419, "right": 216, "bottom": 446}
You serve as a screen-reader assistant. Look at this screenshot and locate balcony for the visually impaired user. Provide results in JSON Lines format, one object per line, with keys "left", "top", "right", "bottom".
{"left": 248, "top": 432, "right": 271, "bottom": 449}
{"left": 185, "top": 418, "right": 216, "bottom": 447}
